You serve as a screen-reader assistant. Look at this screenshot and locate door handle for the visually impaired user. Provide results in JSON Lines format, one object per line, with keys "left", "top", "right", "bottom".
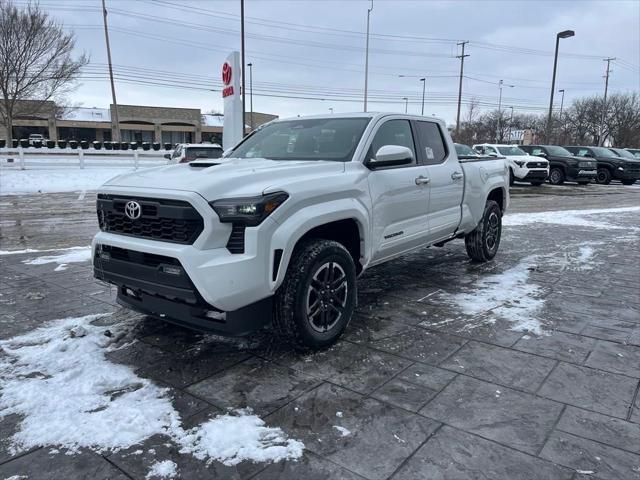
{"left": 451, "top": 171, "right": 464, "bottom": 180}
{"left": 415, "top": 176, "right": 430, "bottom": 185}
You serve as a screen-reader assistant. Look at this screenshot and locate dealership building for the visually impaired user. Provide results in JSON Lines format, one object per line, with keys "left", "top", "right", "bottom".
{"left": 2, "top": 101, "right": 277, "bottom": 144}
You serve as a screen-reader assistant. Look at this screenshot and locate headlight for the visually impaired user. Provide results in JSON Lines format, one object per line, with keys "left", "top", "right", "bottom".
{"left": 210, "top": 192, "right": 288, "bottom": 226}
{"left": 514, "top": 160, "right": 525, "bottom": 167}
{"left": 618, "top": 166, "right": 625, "bottom": 171}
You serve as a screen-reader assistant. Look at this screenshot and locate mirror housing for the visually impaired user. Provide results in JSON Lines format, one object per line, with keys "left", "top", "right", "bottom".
{"left": 368, "top": 145, "right": 414, "bottom": 169}
{"left": 488, "top": 152, "right": 498, "bottom": 157}
{"left": 537, "top": 152, "right": 547, "bottom": 157}
{"left": 163, "top": 153, "right": 171, "bottom": 160}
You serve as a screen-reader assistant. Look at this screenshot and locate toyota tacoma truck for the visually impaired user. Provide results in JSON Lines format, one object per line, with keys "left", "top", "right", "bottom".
{"left": 93, "top": 113, "right": 509, "bottom": 349}
{"left": 473, "top": 143, "right": 549, "bottom": 186}
{"left": 564, "top": 145, "right": 640, "bottom": 185}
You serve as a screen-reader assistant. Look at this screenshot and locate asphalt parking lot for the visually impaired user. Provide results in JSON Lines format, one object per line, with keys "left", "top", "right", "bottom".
{"left": 1, "top": 183, "right": 639, "bottom": 480}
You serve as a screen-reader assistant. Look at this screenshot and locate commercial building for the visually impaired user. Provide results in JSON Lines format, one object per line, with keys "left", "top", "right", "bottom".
{"left": 2, "top": 101, "right": 277, "bottom": 144}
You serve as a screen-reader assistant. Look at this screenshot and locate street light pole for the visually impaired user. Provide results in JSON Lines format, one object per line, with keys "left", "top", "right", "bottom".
{"left": 402, "top": 97, "right": 408, "bottom": 113}
{"left": 546, "top": 30, "right": 575, "bottom": 143}
{"left": 247, "top": 62, "right": 253, "bottom": 130}
{"left": 508, "top": 106, "right": 514, "bottom": 144}
{"left": 240, "top": 0, "right": 246, "bottom": 134}
{"left": 101, "top": 0, "right": 120, "bottom": 142}
{"left": 557, "top": 88, "right": 565, "bottom": 143}
{"left": 420, "top": 78, "right": 426, "bottom": 116}
{"left": 599, "top": 57, "right": 615, "bottom": 146}
{"left": 363, "top": 0, "right": 373, "bottom": 112}
{"left": 496, "top": 80, "right": 514, "bottom": 142}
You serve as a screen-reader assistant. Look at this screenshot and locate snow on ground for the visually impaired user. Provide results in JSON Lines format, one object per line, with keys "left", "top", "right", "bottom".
{"left": 443, "top": 257, "right": 546, "bottom": 335}
{"left": 0, "top": 168, "right": 133, "bottom": 195}
{"left": 22, "top": 246, "right": 91, "bottom": 271}
{"left": 503, "top": 206, "right": 640, "bottom": 230}
{"left": 146, "top": 460, "right": 178, "bottom": 479}
{"left": 332, "top": 426, "right": 351, "bottom": 437}
{"left": 0, "top": 314, "right": 304, "bottom": 465}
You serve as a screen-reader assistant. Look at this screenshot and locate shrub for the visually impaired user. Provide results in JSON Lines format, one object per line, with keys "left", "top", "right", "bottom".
{"left": 121, "top": 142, "right": 129, "bottom": 150}
{"left": 0, "top": 139, "right": 6, "bottom": 148}
{"left": 142, "top": 142, "right": 150, "bottom": 151}
{"left": 33, "top": 140, "right": 43, "bottom": 148}
{"left": 69, "top": 140, "right": 78, "bottom": 149}
{"left": 57, "top": 140, "right": 67, "bottom": 149}
{"left": 12, "top": 139, "right": 19, "bottom": 148}
{"left": 164, "top": 143, "right": 172, "bottom": 150}
{"left": 93, "top": 141, "right": 102, "bottom": 150}
{"left": 152, "top": 142, "right": 161, "bottom": 151}
{"left": 46, "top": 140, "right": 56, "bottom": 148}
{"left": 104, "top": 141, "right": 113, "bottom": 150}
{"left": 130, "top": 142, "right": 138, "bottom": 150}
{"left": 80, "top": 141, "right": 89, "bottom": 149}
{"left": 19, "top": 139, "right": 29, "bottom": 148}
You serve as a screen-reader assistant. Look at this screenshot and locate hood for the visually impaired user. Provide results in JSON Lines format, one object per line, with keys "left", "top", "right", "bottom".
{"left": 103, "top": 158, "right": 346, "bottom": 199}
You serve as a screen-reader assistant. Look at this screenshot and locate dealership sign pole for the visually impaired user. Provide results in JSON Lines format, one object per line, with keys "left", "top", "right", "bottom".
{"left": 222, "top": 52, "right": 244, "bottom": 150}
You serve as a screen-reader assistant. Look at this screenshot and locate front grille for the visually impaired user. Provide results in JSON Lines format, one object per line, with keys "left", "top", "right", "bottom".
{"left": 226, "top": 224, "right": 246, "bottom": 254}
{"left": 97, "top": 194, "right": 204, "bottom": 244}
{"left": 526, "top": 161, "right": 547, "bottom": 168}
{"left": 97, "top": 244, "right": 180, "bottom": 268}
{"left": 579, "top": 161, "right": 596, "bottom": 168}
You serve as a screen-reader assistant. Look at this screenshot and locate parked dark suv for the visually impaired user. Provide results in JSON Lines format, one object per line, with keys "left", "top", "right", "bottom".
{"left": 563, "top": 146, "right": 640, "bottom": 185}
{"left": 520, "top": 145, "right": 597, "bottom": 185}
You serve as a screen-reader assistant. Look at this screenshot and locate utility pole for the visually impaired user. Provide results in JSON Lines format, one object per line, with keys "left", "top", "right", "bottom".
{"left": 599, "top": 57, "right": 615, "bottom": 146}
{"left": 240, "top": 0, "right": 246, "bottom": 134}
{"left": 455, "top": 41, "right": 469, "bottom": 136}
{"left": 420, "top": 78, "right": 426, "bottom": 115}
{"left": 402, "top": 97, "right": 408, "bottom": 113}
{"left": 363, "top": 0, "right": 373, "bottom": 112}
{"left": 101, "top": 0, "right": 120, "bottom": 142}
{"left": 508, "top": 106, "right": 514, "bottom": 144}
{"left": 496, "top": 80, "right": 514, "bottom": 142}
{"left": 247, "top": 62, "right": 253, "bottom": 130}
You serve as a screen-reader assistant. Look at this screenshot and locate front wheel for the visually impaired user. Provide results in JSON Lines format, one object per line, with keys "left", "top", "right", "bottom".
{"left": 596, "top": 168, "right": 611, "bottom": 185}
{"left": 273, "top": 239, "right": 357, "bottom": 350}
{"left": 621, "top": 180, "right": 636, "bottom": 186}
{"left": 465, "top": 200, "right": 502, "bottom": 262}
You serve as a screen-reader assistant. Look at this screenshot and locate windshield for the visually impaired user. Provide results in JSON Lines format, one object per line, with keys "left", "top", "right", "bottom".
{"left": 229, "top": 117, "right": 371, "bottom": 162}
{"left": 610, "top": 148, "right": 636, "bottom": 159}
{"left": 590, "top": 146, "right": 617, "bottom": 157}
{"left": 185, "top": 147, "right": 223, "bottom": 159}
{"left": 545, "top": 146, "right": 572, "bottom": 156}
{"left": 497, "top": 146, "right": 526, "bottom": 156}
{"left": 455, "top": 144, "right": 476, "bottom": 156}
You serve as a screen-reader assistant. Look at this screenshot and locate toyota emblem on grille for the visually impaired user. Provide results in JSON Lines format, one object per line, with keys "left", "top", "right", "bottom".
{"left": 125, "top": 201, "right": 142, "bottom": 220}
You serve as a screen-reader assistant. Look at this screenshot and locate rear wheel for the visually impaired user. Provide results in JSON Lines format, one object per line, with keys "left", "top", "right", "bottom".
{"left": 622, "top": 180, "right": 636, "bottom": 186}
{"left": 273, "top": 239, "right": 356, "bottom": 350}
{"left": 465, "top": 200, "right": 502, "bottom": 262}
{"left": 548, "top": 168, "right": 565, "bottom": 185}
{"left": 596, "top": 168, "right": 611, "bottom": 185}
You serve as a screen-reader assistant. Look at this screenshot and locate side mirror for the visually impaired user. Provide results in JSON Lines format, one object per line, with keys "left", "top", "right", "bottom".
{"left": 163, "top": 153, "right": 171, "bottom": 160}
{"left": 488, "top": 152, "right": 498, "bottom": 157}
{"left": 368, "top": 145, "right": 414, "bottom": 169}
{"left": 537, "top": 152, "right": 547, "bottom": 157}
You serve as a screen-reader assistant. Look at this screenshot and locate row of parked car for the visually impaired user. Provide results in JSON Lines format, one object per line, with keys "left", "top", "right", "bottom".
{"left": 455, "top": 143, "right": 640, "bottom": 186}
{"left": 0, "top": 135, "right": 175, "bottom": 151}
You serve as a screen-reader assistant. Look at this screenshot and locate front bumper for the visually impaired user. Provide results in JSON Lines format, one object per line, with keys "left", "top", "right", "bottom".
{"left": 93, "top": 243, "right": 272, "bottom": 335}
{"left": 568, "top": 168, "right": 597, "bottom": 181}
{"left": 523, "top": 170, "right": 549, "bottom": 181}
{"left": 613, "top": 168, "right": 640, "bottom": 181}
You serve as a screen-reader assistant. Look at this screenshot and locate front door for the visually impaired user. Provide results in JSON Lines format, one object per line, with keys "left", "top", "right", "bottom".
{"left": 414, "top": 120, "right": 464, "bottom": 242}
{"left": 367, "top": 119, "right": 431, "bottom": 263}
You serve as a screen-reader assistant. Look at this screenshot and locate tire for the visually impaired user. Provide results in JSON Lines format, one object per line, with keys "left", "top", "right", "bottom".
{"left": 621, "top": 180, "right": 636, "bottom": 186}
{"left": 596, "top": 168, "right": 611, "bottom": 185}
{"left": 530, "top": 181, "right": 544, "bottom": 186}
{"left": 465, "top": 200, "right": 502, "bottom": 262}
{"left": 509, "top": 168, "right": 515, "bottom": 186}
{"left": 548, "top": 168, "right": 565, "bottom": 185}
{"left": 273, "top": 239, "right": 357, "bottom": 350}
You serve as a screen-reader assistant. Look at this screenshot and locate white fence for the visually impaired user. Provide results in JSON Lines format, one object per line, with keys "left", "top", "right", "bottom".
{"left": 0, "top": 147, "right": 172, "bottom": 170}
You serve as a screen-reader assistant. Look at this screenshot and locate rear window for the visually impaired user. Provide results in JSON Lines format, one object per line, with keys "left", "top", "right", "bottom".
{"left": 185, "top": 147, "right": 223, "bottom": 159}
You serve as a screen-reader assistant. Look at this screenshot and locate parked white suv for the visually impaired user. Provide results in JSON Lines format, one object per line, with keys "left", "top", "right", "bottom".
{"left": 473, "top": 143, "right": 549, "bottom": 186}
{"left": 165, "top": 143, "right": 224, "bottom": 163}
{"left": 94, "top": 113, "right": 509, "bottom": 349}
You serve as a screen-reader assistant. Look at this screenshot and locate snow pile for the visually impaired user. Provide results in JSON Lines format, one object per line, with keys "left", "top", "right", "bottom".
{"left": 179, "top": 412, "right": 304, "bottom": 466}
{"left": 545, "top": 244, "right": 600, "bottom": 272}
{"left": 0, "top": 168, "right": 131, "bottom": 195}
{"left": 503, "top": 206, "right": 640, "bottom": 230}
{"left": 442, "top": 258, "right": 545, "bottom": 335}
{"left": 22, "top": 246, "right": 92, "bottom": 271}
{"left": 146, "top": 460, "right": 178, "bottom": 479}
{"left": 0, "top": 314, "right": 304, "bottom": 465}
{"left": 332, "top": 426, "right": 351, "bottom": 437}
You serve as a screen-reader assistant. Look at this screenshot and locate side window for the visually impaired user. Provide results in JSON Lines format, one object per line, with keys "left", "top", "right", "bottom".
{"left": 531, "top": 147, "right": 543, "bottom": 156}
{"left": 369, "top": 120, "right": 416, "bottom": 165}
{"left": 577, "top": 148, "right": 589, "bottom": 157}
{"left": 172, "top": 146, "right": 182, "bottom": 159}
{"left": 473, "top": 146, "right": 484, "bottom": 154}
{"left": 415, "top": 121, "right": 447, "bottom": 165}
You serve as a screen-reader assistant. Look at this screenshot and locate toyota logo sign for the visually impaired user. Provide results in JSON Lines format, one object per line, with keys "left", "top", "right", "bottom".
{"left": 125, "top": 201, "right": 142, "bottom": 220}
{"left": 222, "top": 62, "right": 232, "bottom": 85}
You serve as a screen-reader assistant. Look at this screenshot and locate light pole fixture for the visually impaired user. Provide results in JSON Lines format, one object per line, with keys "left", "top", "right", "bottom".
{"left": 402, "top": 97, "right": 408, "bottom": 113}
{"left": 496, "top": 80, "right": 514, "bottom": 142}
{"left": 546, "top": 29, "right": 574, "bottom": 143}
{"left": 363, "top": 0, "right": 373, "bottom": 112}
{"left": 420, "top": 78, "right": 426, "bottom": 116}
{"left": 247, "top": 62, "right": 254, "bottom": 130}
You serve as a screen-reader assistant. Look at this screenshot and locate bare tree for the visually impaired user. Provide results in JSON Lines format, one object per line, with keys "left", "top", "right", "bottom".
{"left": 0, "top": 1, "right": 87, "bottom": 142}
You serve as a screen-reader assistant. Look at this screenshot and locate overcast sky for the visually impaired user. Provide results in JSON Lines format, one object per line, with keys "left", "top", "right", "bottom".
{"left": 25, "top": 0, "right": 640, "bottom": 123}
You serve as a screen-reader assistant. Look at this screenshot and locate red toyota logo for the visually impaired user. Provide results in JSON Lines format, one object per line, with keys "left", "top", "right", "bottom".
{"left": 222, "top": 62, "right": 232, "bottom": 85}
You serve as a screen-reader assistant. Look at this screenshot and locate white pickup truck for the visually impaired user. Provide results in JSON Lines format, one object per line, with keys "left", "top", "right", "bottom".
{"left": 93, "top": 113, "right": 509, "bottom": 349}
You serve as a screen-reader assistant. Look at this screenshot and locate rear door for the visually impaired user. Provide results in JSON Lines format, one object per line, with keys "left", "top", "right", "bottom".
{"left": 414, "top": 120, "right": 464, "bottom": 242}
{"left": 366, "top": 118, "right": 431, "bottom": 263}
